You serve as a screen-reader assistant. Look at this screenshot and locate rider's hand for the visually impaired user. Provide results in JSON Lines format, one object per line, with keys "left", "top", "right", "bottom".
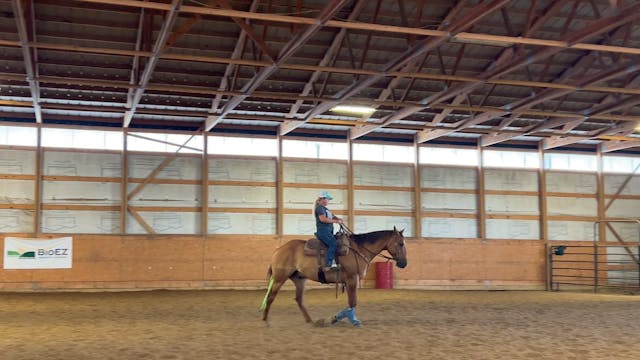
{"left": 336, "top": 219, "right": 343, "bottom": 224}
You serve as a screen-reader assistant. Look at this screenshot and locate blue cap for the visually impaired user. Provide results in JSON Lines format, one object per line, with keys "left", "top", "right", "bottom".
{"left": 318, "top": 191, "right": 333, "bottom": 200}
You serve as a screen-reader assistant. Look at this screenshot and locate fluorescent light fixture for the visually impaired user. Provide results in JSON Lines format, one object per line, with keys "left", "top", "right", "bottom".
{"left": 330, "top": 105, "right": 376, "bottom": 115}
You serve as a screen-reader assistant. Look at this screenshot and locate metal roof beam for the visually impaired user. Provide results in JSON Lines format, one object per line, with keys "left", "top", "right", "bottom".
{"left": 353, "top": 1, "right": 568, "bottom": 140}
{"left": 285, "top": 0, "right": 367, "bottom": 119}
{"left": 543, "top": 121, "right": 638, "bottom": 150}
{"left": 208, "top": 0, "right": 260, "bottom": 118}
{"left": 479, "top": 20, "right": 640, "bottom": 146}
{"left": 123, "top": 0, "right": 182, "bottom": 127}
{"left": 481, "top": 117, "right": 586, "bottom": 147}
{"left": 406, "top": 2, "right": 640, "bottom": 143}
{"left": 462, "top": 61, "right": 640, "bottom": 146}
{"left": 206, "top": 0, "right": 350, "bottom": 131}
{"left": 5, "top": 52, "right": 640, "bottom": 97}
{"left": 11, "top": 0, "right": 42, "bottom": 123}
{"left": 214, "top": 0, "right": 276, "bottom": 62}
{"left": 600, "top": 140, "right": 640, "bottom": 153}
{"left": 281, "top": 0, "right": 511, "bottom": 136}
{"left": 126, "top": 7, "right": 147, "bottom": 109}
{"left": 362, "top": 1, "right": 468, "bottom": 123}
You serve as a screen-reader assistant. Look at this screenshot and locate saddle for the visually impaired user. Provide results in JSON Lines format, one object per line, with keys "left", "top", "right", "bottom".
{"left": 303, "top": 231, "right": 350, "bottom": 257}
{"left": 303, "top": 231, "right": 350, "bottom": 284}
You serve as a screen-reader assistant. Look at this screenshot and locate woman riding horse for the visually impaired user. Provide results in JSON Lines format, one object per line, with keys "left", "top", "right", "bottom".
{"left": 261, "top": 226, "right": 407, "bottom": 327}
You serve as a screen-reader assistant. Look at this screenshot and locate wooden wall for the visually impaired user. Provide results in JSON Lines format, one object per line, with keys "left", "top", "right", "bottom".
{"left": 2, "top": 133, "right": 640, "bottom": 291}
{"left": 0, "top": 234, "right": 546, "bottom": 291}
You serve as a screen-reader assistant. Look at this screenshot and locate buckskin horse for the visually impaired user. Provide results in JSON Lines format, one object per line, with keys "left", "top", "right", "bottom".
{"left": 260, "top": 226, "right": 407, "bottom": 327}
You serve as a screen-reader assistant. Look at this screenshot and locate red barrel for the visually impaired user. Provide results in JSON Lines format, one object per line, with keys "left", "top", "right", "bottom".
{"left": 375, "top": 261, "right": 393, "bottom": 289}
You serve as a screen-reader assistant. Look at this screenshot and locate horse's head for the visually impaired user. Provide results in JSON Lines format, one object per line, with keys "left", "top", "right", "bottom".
{"left": 386, "top": 226, "right": 407, "bottom": 268}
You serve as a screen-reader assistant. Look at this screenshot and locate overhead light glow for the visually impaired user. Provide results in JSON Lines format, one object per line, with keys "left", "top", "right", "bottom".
{"left": 330, "top": 105, "right": 376, "bottom": 115}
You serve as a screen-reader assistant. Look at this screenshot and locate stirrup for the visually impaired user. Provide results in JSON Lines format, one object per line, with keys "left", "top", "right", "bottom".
{"left": 324, "top": 262, "right": 339, "bottom": 272}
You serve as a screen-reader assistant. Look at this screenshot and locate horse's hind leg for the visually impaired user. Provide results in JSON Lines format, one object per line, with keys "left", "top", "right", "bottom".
{"left": 261, "top": 276, "right": 286, "bottom": 323}
{"left": 290, "top": 273, "right": 312, "bottom": 323}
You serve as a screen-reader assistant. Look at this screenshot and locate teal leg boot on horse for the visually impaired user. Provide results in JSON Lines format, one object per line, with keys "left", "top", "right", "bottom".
{"left": 330, "top": 307, "right": 362, "bottom": 327}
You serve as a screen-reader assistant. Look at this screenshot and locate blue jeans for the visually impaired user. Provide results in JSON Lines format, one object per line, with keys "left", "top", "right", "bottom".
{"left": 317, "top": 227, "right": 337, "bottom": 267}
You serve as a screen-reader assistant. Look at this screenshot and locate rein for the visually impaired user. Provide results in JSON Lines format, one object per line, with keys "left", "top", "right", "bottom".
{"left": 340, "top": 224, "right": 396, "bottom": 264}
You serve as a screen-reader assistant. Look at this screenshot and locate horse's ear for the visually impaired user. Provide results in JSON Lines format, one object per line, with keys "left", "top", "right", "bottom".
{"left": 393, "top": 226, "right": 397, "bottom": 232}
{"left": 400, "top": 228, "right": 405, "bottom": 235}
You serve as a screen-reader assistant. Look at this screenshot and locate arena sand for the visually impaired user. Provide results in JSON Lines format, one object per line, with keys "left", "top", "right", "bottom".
{"left": 1, "top": 289, "right": 639, "bottom": 360}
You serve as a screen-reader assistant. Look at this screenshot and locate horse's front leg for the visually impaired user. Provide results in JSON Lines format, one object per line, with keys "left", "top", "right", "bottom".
{"left": 331, "top": 275, "right": 362, "bottom": 327}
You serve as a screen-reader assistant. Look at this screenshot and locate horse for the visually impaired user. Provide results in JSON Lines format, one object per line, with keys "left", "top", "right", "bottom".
{"left": 260, "top": 226, "right": 407, "bottom": 327}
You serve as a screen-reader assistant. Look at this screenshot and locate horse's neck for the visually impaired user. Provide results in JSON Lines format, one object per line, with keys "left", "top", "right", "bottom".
{"left": 353, "top": 233, "right": 387, "bottom": 259}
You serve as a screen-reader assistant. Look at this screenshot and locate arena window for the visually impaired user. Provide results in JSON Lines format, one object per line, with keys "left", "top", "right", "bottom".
{"left": 352, "top": 143, "right": 414, "bottom": 163}
{"left": 282, "top": 139, "right": 347, "bottom": 160}
{"left": 0, "top": 125, "right": 37, "bottom": 147}
{"left": 419, "top": 147, "right": 478, "bottom": 166}
{"left": 42, "top": 128, "right": 123, "bottom": 150}
{"left": 483, "top": 149, "right": 539, "bottom": 169}
{"left": 544, "top": 153, "right": 597, "bottom": 172}
{"left": 128, "top": 132, "right": 202, "bottom": 154}
{"left": 209, "top": 135, "right": 277, "bottom": 157}
{"left": 602, "top": 155, "right": 640, "bottom": 174}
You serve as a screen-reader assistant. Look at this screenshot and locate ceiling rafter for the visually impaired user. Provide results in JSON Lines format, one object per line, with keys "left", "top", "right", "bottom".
{"left": 208, "top": 0, "right": 260, "bottom": 116}
{"left": 215, "top": 0, "right": 276, "bottom": 62}
{"left": 123, "top": 0, "right": 182, "bottom": 127}
{"left": 378, "top": 1, "right": 640, "bottom": 143}
{"left": 279, "top": 0, "right": 511, "bottom": 136}
{"left": 285, "top": 0, "right": 367, "bottom": 119}
{"left": 379, "top": 0, "right": 569, "bottom": 139}
{"left": 601, "top": 139, "right": 640, "bottom": 153}
{"left": 3, "top": 71, "right": 640, "bottom": 125}
{"left": 543, "top": 94, "right": 640, "bottom": 150}
{"left": 364, "top": 0, "right": 467, "bottom": 123}
{"left": 126, "top": 7, "right": 147, "bottom": 110}
{"left": 544, "top": 120, "right": 638, "bottom": 150}
{"left": 3, "top": 27, "right": 640, "bottom": 86}
{"left": 58, "top": 0, "right": 640, "bottom": 58}
{"left": 481, "top": 13, "right": 640, "bottom": 146}
{"left": 205, "top": 0, "right": 350, "bottom": 131}
{"left": 339, "top": 0, "right": 464, "bottom": 127}
{"left": 4, "top": 53, "right": 640, "bottom": 98}
{"left": 355, "top": 0, "right": 568, "bottom": 140}
{"left": 449, "top": 61, "right": 640, "bottom": 146}
{"left": 2, "top": 98, "right": 639, "bottom": 137}
{"left": 11, "top": 0, "right": 42, "bottom": 123}
{"left": 385, "top": 1, "right": 471, "bottom": 128}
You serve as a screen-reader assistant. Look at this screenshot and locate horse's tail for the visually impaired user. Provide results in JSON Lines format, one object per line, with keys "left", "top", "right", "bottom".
{"left": 259, "top": 266, "right": 274, "bottom": 312}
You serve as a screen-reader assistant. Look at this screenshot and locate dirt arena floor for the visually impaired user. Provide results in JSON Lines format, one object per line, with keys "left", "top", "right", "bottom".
{"left": 1, "top": 288, "right": 639, "bottom": 360}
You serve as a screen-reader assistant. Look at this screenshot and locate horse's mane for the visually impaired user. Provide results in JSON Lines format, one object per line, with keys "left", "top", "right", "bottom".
{"left": 351, "top": 230, "right": 394, "bottom": 245}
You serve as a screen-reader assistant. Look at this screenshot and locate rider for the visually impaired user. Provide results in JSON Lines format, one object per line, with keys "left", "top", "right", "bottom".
{"left": 314, "top": 191, "right": 343, "bottom": 270}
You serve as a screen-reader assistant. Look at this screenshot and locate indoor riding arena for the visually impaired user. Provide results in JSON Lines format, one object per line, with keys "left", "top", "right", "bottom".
{"left": 1, "top": 1, "right": 640, "bottom": 359}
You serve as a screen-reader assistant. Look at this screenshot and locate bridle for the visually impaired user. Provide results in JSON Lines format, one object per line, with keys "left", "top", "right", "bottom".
{"left": 339, "top": 224, "right": 399, "bottom": 264}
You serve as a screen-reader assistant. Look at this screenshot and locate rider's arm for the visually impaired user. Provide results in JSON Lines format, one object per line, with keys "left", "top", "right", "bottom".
{"left": 319, "top": 214, "right": 343, "bottom": 224}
